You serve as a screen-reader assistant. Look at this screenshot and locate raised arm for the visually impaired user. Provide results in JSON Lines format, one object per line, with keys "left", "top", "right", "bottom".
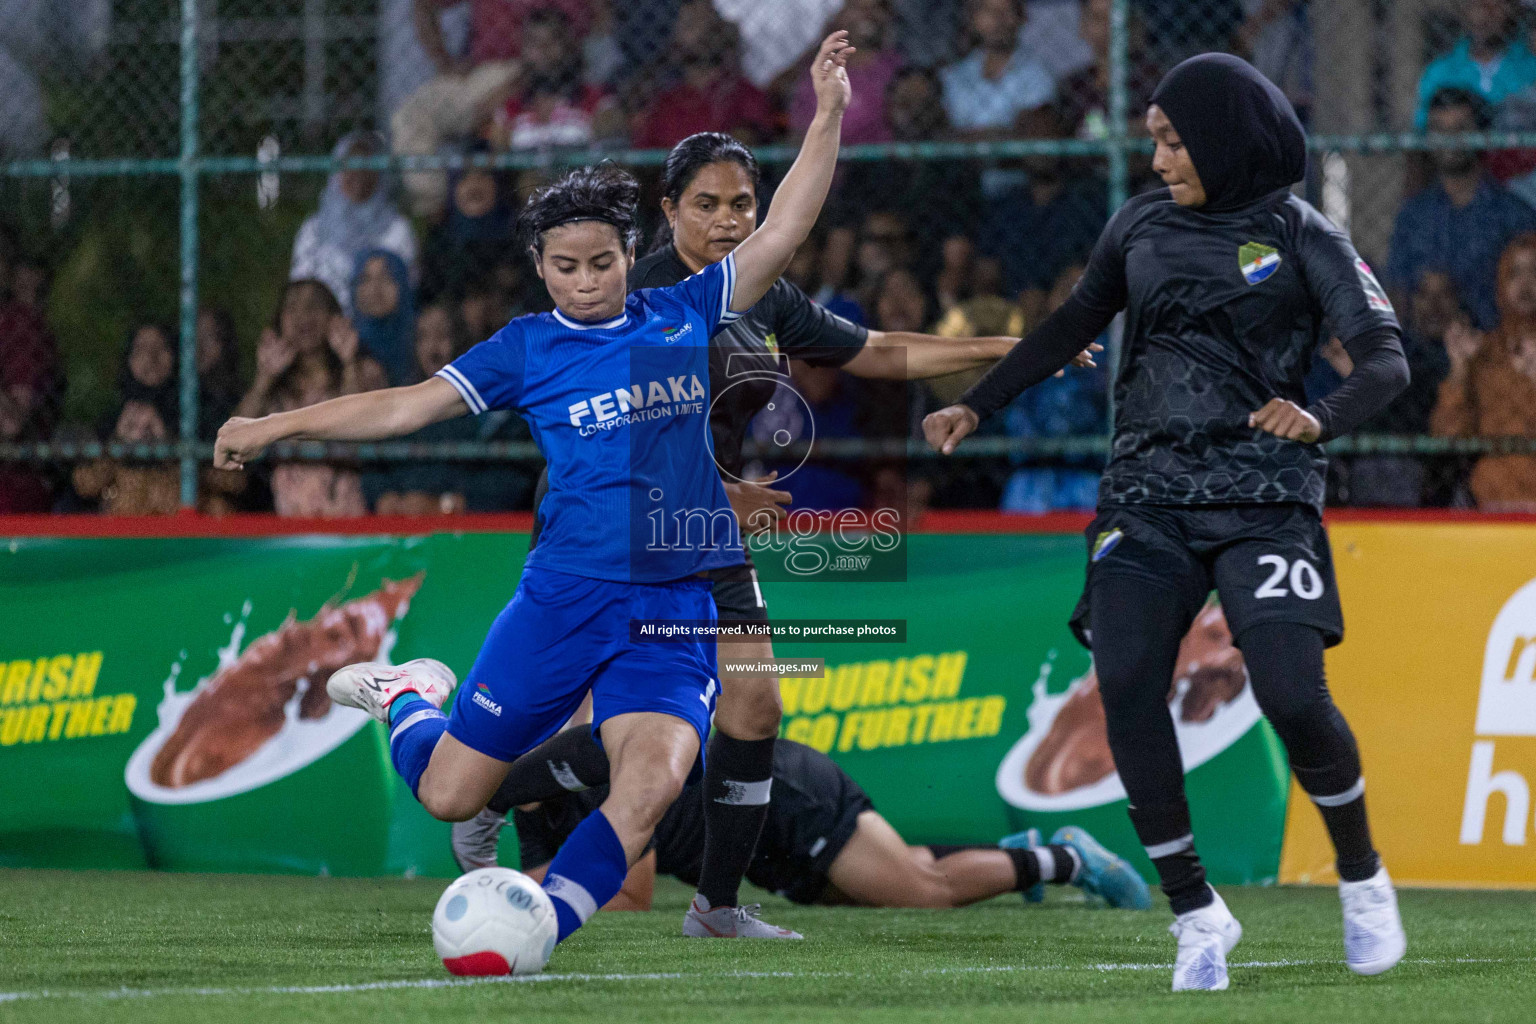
{"left": 212, "top": 377, "right": 467, "bottom": 470}
{"left": 728, "top": 31, "right": 852, "bottom": 311}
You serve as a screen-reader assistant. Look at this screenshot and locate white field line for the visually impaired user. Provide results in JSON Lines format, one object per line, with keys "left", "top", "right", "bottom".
{"left": 0, "top": 958, "right": 1520, "bottom": 1005}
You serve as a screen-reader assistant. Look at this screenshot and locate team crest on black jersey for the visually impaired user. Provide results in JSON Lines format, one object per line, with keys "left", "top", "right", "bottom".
{"left": 1091, "top": 528, "right": 1124, "bottom": 562}
{"left": 1238, "top": 241, "right": 1282, "bottom": 285}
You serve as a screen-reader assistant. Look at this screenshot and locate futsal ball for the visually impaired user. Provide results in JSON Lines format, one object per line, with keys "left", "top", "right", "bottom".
{"left": 432, "top": 867, "right": 559, "bottom": 976}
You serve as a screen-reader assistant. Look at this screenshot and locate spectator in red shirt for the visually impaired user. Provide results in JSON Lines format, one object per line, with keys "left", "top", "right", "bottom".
{"left": 490, "top": 8, "right": 623, "bottom": 150}
{"left": 789, "top": 0, "right": 903, "bottom": 144}
{"left": 392, "top": 0, "right": 597, "bottom": 215}
{"left": 631, "top": 1, "right": 777, "bottom": 148}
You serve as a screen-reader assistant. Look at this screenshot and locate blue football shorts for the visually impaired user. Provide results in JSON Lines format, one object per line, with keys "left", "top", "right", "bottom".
{"left": 445, "top": 565, "right": 718, "bottom": 777}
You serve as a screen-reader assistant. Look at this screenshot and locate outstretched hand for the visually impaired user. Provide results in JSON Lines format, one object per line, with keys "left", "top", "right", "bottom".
{"left": 725, "top": 472, "right": 794, "bottom": 535}
{"left": 213, "top": 417, "right": 271, "bottom": 471}
{"left": 810, "top": 30, "right": 854, "bottom": 118}
{"left": 923, "top": 404, "right": 980, "bottom": 455}
{"left": 1055, "top": 341, "right": 1104, "bottom": 376}
{"left": 1249, "top": 397, "right": 1320, "bottom": 442}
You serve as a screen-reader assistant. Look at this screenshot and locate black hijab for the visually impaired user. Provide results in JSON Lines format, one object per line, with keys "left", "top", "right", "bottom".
{"left": 1149, "top": 53, "right": 1307, "bottom": 213}
{"left": 104, "top": 324, "right": 181, "bottom": 440}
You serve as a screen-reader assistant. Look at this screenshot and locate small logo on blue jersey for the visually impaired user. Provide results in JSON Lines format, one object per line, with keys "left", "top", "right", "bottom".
{"left": 1091, "top": 528, "right": 1124, "bottom": 562}
{"left": 662, "top": 322, "right": 695, "bottom": 343}
{"left": 472, "top": 683, "right": 502, "bottom": 717}
{"left": 1239, "top": 241, "right": 1281, "bottom": 285}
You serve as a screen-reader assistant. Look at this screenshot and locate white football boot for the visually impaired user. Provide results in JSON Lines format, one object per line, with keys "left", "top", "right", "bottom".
{"left": 1340, "top": 866, "right": 1407, "bottom": 975}
{"left": 1169, "top": 889, "right": 1243, "bottom": 991}
{"left": 451, "top": 807, "right": 507, "bottom": 873}
{"left": 326, "top": 658, "right": 456, "bottom": 722}
{"left": 683, "top": 895, "right": 803, "bottom": 939}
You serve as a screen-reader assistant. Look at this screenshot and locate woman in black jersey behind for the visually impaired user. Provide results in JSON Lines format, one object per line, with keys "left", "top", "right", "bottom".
{"left": 457, "top": 131, "right": 1099, "bottom": 940}
{"left": 925, "top": 54, "right": 1410, "bottom": 991}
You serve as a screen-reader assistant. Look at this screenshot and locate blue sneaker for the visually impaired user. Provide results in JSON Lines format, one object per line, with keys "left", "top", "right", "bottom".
{"left": 999, "top": 828, "right": 1045, "bottom": 903}
{"left": 1050, "top": 825, "right": 1152, "bottom": 910}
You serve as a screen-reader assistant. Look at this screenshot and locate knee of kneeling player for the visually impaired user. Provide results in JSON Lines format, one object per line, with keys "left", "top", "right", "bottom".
{"left": 878, "top": 862, "right": 959, "bottom": 909}
{"left": 715, "top": 676, "right": 784, "bottom": 739}
{"left": 904, "top": 874, "right": 960, "bottom": 909}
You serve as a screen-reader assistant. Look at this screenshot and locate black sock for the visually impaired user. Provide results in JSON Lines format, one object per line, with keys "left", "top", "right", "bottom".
{"left": 1128, "top": 801, "right": 1211, "bottom": 915}
{"left": 1293, "top": 768, "right": 1380, "bottom": 882}
{"left": 696, "top": 732, "right": 776, "bottom": 909}
{"left": 1003, "top": 845, "right": 1081, "bottom": 890}
{"left": 1238, "top": 623, "right": 1381, "bottom": 884}
{"left": 694, "top": 733, "right": 774, "bottom": 908}
{"left": 486, "top": 725, "right": 611, "bottom": 815}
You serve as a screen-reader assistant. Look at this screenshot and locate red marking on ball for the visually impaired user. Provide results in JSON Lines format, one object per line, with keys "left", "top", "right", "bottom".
{"left": 442, "top": 951, "right": 512, "bottom": 976}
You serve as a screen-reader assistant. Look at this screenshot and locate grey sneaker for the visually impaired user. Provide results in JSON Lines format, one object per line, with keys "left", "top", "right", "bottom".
{"left": 451, "top": 807, "right": 506, "bottom": 873}
{"left": 682, "top": 894, "right": 803, "bottom": 938}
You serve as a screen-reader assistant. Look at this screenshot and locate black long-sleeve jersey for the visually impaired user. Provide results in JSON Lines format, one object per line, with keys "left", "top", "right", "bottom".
{"left": 630, "top": 245, "right": 868, "bottom": 479}
{"left": 962, "top": 188, "right": 1406, "bottom": 512}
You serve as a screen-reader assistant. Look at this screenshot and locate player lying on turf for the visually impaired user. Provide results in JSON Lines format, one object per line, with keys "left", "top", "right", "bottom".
{"left": 924, "top": 53, "right": 1410, "bottom": 990}
{"left": 212, "top": 31, "right": 855, "bottom": 953}
{"left": 454, "top": 729, "right": 1150, "bottom": 914}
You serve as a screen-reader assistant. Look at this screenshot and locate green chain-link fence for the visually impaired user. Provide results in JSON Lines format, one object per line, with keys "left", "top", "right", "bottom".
{"left": 2, "top": 0, "right": 1534, "bottom": 515}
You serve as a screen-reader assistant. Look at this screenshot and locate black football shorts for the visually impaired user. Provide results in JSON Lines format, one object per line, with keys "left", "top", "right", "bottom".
{"left": 1068, "top": 502, "right": 1344, "bottom": 648}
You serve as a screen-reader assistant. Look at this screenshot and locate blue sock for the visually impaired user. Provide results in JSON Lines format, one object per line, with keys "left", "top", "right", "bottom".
{"left": 388, "top": 692, "right": 429, "bottom": 727}
{"left": 541, "top": 809, "right": 628, "bottom": 943}
{"left": 387, "top": 694, "right": 446, "bottom": 797}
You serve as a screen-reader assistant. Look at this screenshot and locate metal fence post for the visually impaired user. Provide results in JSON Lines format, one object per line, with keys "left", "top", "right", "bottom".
{"left": 1107, "top": 0, "right": 1130, "bottom": 212}
{"left": 178, "top": 0, "right": 202, "bottom": 508}
{"left": 1104, "top": 0, "right": 1130, "bottom": 440}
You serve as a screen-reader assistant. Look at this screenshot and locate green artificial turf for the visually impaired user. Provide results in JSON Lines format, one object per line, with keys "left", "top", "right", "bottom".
{"left": 0, "top": 869, "right": 1531, "bottom": 1023}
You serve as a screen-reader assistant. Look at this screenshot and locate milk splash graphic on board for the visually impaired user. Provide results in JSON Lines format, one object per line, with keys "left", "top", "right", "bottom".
{"left": 125, "top": 577, "right": 422, "bottom": 806}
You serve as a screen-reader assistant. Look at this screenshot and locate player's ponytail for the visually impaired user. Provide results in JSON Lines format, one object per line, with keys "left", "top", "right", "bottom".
{"left": 649, "top": 132, "right": 763, "bottom": 254}
{"left": 520, "top": 163, "right": 641, "bottom": 258}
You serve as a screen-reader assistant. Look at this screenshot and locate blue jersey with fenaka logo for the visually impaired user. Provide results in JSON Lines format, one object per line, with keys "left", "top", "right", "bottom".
{"left": 436, "top": 253, "right": 745, "bottom": 582}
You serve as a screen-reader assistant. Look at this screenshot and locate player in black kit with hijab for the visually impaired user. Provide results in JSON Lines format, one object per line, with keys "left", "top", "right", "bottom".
{"left": 925, "top": 54, "right": 1410, "bottom": 990}
{"left": 454, "top": 132, "right": 1098, "bottom": 939}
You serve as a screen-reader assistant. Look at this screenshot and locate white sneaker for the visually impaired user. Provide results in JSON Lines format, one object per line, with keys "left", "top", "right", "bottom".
{"left": 682, "top": 895, "right": 803, "bottom": 939}
{"left": 1340, "top": 867, "right": 1406, "bottom": 975}
{"left": 1170, "top": 889, "right": 1242, "bottom": 991}
{"left": 326, "top": 658, "right": 456, "bottom": 723}
{"left": 451, "top": 807, "right": 507, "bottom": 873}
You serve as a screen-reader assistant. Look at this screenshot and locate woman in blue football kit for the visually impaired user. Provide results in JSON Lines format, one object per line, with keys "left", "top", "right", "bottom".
{"left": 213, "top": 31, "right": 857, "bottom": 949}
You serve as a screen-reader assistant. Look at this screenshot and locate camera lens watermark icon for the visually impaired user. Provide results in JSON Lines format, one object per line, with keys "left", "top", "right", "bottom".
{"left": 708, "top": 355, "right": 816, "bottom": 484}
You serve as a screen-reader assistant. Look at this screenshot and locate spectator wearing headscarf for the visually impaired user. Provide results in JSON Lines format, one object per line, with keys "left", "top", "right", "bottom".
{"left": 352, "top": 249, "right": 418, "bottom": 386}
{"left": 290, "top": 131, "right": 419, "bottom": 317}
{"left": 70, "top": 324, "right": 183, "bottom": 515}
{"left": 420, "top": 161, "right": 518, "bottom": 304}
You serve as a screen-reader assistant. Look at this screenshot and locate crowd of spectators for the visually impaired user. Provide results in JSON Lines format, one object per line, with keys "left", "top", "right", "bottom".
{"left": 3, "top": 1, "right": 1536, "bottom": 516}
